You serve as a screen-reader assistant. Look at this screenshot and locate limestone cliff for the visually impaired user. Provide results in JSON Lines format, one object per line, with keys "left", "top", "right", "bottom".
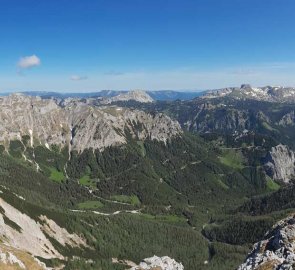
{"left": 0, "top": 94, "right": 182, "bottom": 153}
{"left": 263, "top": 144, "right": 295, "bottom": 183}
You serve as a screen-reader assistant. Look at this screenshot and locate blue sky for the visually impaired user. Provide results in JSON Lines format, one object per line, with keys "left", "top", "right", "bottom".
{"left": 1, "top": 0, "right": 295, "bottom": 92}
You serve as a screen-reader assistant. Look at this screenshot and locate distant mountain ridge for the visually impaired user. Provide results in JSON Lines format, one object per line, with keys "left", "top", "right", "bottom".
{"left": 202, "top": 84, "right": 295, "bottom": 103}
{"left": 4, "top": 84, "right": 295, "bottom": 103}
{"left": 0, "top": 90, "right": 204, "bottom": 101}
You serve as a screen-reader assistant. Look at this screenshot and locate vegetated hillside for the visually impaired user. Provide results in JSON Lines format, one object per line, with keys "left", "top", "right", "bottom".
{"left": 0, "top": 129, "right": 278, "bottom": 270}
{"left": 102, "top": 95, "right": 295, "bottom": 267}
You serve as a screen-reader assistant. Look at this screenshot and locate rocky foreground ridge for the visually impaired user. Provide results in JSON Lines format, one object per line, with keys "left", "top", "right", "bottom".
{"left": 0, "top": 94, "right": 181, "bottom": 153}
{"left": 0, "top": 188, "right": 89, "bottom": 269}
{"left": 239, "top": 214, "right": 295, "bottom": 270}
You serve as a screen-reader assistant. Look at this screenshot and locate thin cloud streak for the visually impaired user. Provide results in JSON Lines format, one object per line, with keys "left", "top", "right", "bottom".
{"left": 70, "top": 75, "right": 88, "bottom": 81}
{"left": 5, "top": 62, "right": 295, "bottom": 92}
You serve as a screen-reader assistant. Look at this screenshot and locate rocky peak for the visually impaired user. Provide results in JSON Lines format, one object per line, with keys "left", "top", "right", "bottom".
{"left": 263, "top": 144, "right": 295, "bottom": 183}
{"left": 103, "top": 90, "right": 154, "bottom": 104}
{"left": 278, "top": 111, "right": 295, "bottom": 127}
{"left": 239, "top": 214, "right": 295, "bottom": 270}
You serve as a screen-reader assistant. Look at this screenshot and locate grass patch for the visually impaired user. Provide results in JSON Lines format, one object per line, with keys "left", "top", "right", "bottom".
{"left": 266, "top": 177, "right": 280, "bottom": 191}
{"left": 156, "top": 215, "right": 187, "bottom": 223}
{"left": 216, "top": 178, "right": 230, "bottom": 190}
{"left": 48, "top": 167, "right": 65, "bottom": 183}
{"left": 111, "top": 195, "right": 141, "bottom": 206}
{"left": 262, "top": 121, "right": 278, "bottom": 132}
{"left": 137, "top": 141, "right": 146, "bottom": 157}
{"left": 139, "top": 213, "right": 187, "bottom": 224}
{"left": 219, "top": 149, "right": 244, "bottom": 170}
{"left": 77, "top": 200, "right": 104, "bottom": 210}
{"left": 139, "top": 213, "right": 155, "bottom": 220}
{"left": 79, "top": 175, "right": 96, "bottom": 189}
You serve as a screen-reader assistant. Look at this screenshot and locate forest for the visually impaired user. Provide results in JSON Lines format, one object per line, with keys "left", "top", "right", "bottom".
{"left": 0, "top": 129, "right": 293, "bottom": 269}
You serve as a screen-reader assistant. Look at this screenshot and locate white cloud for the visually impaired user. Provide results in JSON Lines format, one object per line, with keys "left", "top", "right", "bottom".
{"left": 70, "top": 75, "right": 88, "bottom": 81}
{"left": 17, "top": 55, "right": 41, "bottom": 69}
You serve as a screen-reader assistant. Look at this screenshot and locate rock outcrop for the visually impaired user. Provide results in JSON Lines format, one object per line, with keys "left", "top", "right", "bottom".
{"left": 0, "top": 196, "right": 88, "bottom": 260}
{"left": 0, "top": 244, "right": 48, "bottom": 270}
{"left": 130, "top": 256, "right": 184, "bottom": 270}
{"left": 0, "top": 94, "right": 181, "bottom": 153}
{"left": 0, "top": 191, "right": 90, "bottom": 269}
{"left": 238, "top": 214, "right": 295, "bottom": 270}
{"left": 263, "top": 144, "right": 295, "bottom": 183}
{"left": 278, "top": 111, "right": 295, "bottom": 127}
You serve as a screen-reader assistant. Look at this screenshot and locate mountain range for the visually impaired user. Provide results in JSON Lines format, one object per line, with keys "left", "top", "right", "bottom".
{"left": 0, "top": 86, "right": 295, "bottom": 269}
{"left": 5, "top": 84, "right": 295, "bottom": 103}
{"left": 202, "top": 84, "right": 295, "bottom": 103}
{"left": 0, "top": 89, "right": 204, "bottom": 101}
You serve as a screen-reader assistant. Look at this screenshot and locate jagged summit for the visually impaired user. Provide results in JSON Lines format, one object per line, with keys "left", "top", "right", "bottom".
{"left": 202, "top": 85, "right": 295, "bottom": 103}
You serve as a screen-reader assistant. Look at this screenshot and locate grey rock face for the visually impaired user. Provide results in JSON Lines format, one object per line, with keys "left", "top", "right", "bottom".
{"left": 239, "top": 214, "right": 295, "bottom": 270}
{"left": 0, "top": 94, "right": 69, "bottom": 147}
{"left": 278, "top": 111, "right": 295, "bottom": 127}
{"left": 102, "top": 90, "right": 154, "bottom": 104}
{"left": 0, "top": 94, "right": 182, "bottom": 152}
{"left": 264, "top": 144, "right": 295, "bottom": 183}
{"left": 129, "top": 256, "right": 184, "bottom": 270}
